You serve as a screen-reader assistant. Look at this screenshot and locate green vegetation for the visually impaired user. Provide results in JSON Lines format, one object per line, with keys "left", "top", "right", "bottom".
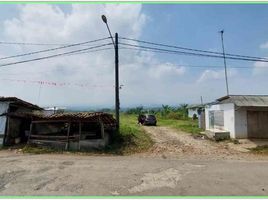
{"left": 22, "top": 145, "right": 62, "bottom": 154}
{"left": 249, "top": 145, "right": 268, "bottom": 154}
{"left": 106, "top": 114, "right": 154, "bottom": 155}
{"left": 125, "top": 104, "right": 189, "bottom": 120}
{"left": 124, "top": 104, "right": 202, "bottom": 135}
{"left": 157, "top": 117, "right": 202, "bottom": 134}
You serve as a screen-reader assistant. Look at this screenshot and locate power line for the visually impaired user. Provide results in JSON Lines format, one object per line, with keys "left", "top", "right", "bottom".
{"left": 119, "top": 42, "right": 268, "bottom": 63}
{"left": 0, "top": 38, "right": 111, "bottom": 46}
{"left": 0, "top": 43, "right": 113, "bottom": 68}
{"left": 0, "top": 37, "right": 111, "bottom": 61}
{"left": 0, "top": 41, "right": 71, "bottom": 46}
{"left": 119, "top": 47, "right": 268, "bottom": 69}
{"left": 119, "top": 37, "right": 268, "bottom": 62}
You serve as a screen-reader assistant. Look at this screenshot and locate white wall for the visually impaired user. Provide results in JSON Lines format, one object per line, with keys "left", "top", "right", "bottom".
{"left": 205, "top": 103, "right": 236, "bottom": 138}
{"left": 188, "top": 108, "right": 198, "bottom": 118}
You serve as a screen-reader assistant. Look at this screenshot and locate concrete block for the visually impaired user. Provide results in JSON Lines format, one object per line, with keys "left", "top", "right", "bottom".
{"left": 205, "top": 130, "right": 230, "bottom": 141}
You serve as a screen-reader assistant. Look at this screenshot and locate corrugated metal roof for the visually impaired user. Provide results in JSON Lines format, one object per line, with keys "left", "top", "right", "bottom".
{"left": 217, "top": 95, "right": 268, "bottom": 107}
{"left": 0, "top": 97, "right": 42, "bottom": 110}
{"left": 187, "top": 104, "right": 205, "bottom": 109}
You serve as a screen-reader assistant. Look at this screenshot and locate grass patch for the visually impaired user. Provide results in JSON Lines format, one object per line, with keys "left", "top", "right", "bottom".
{"left": 106, "top": 114, "right": 154, "bottom": 155}
{"left": 22, "top": 145, "right": 62, "bottom": 154}
{"left": 157, "top": 117, "right": 202, "bottom": 134}
{"left": 249, "top": 145, "right": 268, "bottom": 154}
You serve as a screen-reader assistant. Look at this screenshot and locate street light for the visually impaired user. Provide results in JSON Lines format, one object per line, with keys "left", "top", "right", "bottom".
{"left": 219, "top": 29, "right": 229, "bottom": 96}
{"left": 101, "top": 15, "right": 120, "bottom": 131}
{"left": 101, "top": 15, "right": 115, "bottom": 46}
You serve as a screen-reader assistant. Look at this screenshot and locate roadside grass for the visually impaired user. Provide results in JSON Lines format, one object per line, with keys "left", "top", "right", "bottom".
{"left": 106, "top": 114, "right": 154, "bottom": 155}
{"left": 22, "top": 114, "right": 153, "bottom": 155}
{"left": 248, "top": 145, "right": 268, "bottom": 154}
{"left": 22, "top": 145, "right": 62, "bottom": 154}
{"left": 157, "top": 117, "right": 202, "bottom": 134}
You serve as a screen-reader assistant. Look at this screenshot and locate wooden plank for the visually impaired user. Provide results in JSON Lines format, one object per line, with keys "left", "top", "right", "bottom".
{"left": 100, "top": 121, "right": 104, "bottom": 139}
{"left": 247, "top": 111, "right": 268, "bottom": 139}
{"left": 27, "top": 123, "right": 33, "bottom": 144}
{"left": 29, "top": 139, "right": 67, "bottom": 144}
{"left": 65, "top": 122, "right": 71, "bottom": 150}
{"left": 3, "top": 116, "right": 9, "bottom": 146}
{"left": 78, "top": 122, "right": 82, "bottom": 150}
{"left": 32, "top": 120, "right": 68, "bottom": 124}
{"left": 29, "top": 134, "right": 78, "bottom": 139}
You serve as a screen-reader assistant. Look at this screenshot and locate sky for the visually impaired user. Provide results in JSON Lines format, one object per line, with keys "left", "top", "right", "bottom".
{"left": 0, "top": 4, "right": 268, "bottom": 108}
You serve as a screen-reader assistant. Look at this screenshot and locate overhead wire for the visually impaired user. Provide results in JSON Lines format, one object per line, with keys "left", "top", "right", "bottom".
{"left": 119, "top": 42, "right": 268, "bottom": 63}
{"left": 119, "top": 37, "right": 268, "bottom": 62}
{"left": 0, "top": 37, "right": 111, "bottom": 61}
{"left": 0, "top": 43, "right": 113, "bottom": 68}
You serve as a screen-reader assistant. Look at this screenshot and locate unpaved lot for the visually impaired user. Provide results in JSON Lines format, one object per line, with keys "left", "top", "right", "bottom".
{"left": 0, "top": 126, "right": 268, "bottom": 195}
{"left": 142, "top": 126, "right": 264, "bottom": 160}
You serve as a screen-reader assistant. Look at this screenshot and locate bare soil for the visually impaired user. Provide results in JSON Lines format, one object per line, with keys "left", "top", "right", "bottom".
{"left": 142, "top": 126, "right": 268, "bottom": 160}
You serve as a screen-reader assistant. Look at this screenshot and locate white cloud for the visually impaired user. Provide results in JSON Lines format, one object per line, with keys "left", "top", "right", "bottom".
{"left": 253, "top": 61, "right": 268, "bottom": 75}
{"left": 2, "top": 4, "right": 266, "bottom": 108}
{"left": 148, "top": 63, "right": 185, "bottom": 79}
{"left": 197, "top": 68, "right": 237, "bottom": 83}
{"left": 0, "top": 4, "right": 189, "bottom": 107}
{"left": 260, "top": 42, "right": 268, "bottom": 49}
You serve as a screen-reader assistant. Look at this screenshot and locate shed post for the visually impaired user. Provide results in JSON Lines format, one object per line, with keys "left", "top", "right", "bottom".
{"left": 3, "top": 116, "right": 9, "bottom": 146}
{"left": 66, "top": 122, "right": 71, "bottom": 151}
{"left": 78, "top": 122, "right": 82, "bottom": 151}
{"left": 100, "top": 121, "right": 104, "bottom": 139}
{"left": 28, "top": 123, "right": 33, "bottom": 144}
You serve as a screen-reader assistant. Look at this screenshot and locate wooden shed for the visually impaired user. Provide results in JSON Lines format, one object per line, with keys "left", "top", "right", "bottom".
{"left": 0, "top": 97, "right": 42, "bottom": 146}
{"left": 28, "top": 112, "right": 116, "bottom": 150}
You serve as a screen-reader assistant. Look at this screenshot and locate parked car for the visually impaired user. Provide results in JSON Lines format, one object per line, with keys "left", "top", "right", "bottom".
{"left": 138, "top": 114, "right": 157, "bottom": 126}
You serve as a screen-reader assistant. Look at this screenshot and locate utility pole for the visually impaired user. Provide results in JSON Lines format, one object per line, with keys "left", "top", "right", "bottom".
{"left": 115, "top": 33, "right": 120, "bottom": 130}
{"left": 200, "top": 96, "right": 203, "bottom": 105}
{"left": 220, "top": 30, "right": 229, "bottom": 96}
{"left": 101, "top": 15, "right": 120, "bottom": 131}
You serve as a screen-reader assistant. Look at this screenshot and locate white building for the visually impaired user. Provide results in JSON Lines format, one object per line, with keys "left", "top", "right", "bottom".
{"left": 187, "top": 104, "right": 204, "bottom": 118}
{"left": 205, "top": 95, "right": 268, "bottom": 139}
{"left": 43, "top": 106, "right": 65, "bottom": 116}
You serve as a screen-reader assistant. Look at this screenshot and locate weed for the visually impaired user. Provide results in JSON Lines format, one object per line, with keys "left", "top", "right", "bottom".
{"left": 249, "top": 145, "right": 268, "bottom": 154}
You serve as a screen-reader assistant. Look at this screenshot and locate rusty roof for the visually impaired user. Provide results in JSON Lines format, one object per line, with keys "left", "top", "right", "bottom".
{"left": 32, "top": 112, "right": 116, "bottom": 126}
{"left": 217, "top": 95, "right": 268, "bottom": 107}
{"left": 0, "top": 97, "right": 42, "bottom": 110}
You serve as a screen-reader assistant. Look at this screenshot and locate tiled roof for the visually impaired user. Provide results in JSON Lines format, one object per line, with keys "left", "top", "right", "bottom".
{"left": 32, "top": 112, "right": 116, "bottom": 126}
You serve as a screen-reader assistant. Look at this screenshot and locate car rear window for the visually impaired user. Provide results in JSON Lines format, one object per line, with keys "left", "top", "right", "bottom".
{"left": 147, "top": 115, "right": 156, "bottom": 119}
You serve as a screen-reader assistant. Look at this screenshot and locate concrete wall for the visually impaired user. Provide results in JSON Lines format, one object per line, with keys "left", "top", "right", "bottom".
{"left": 205, "top": 103, "right": 236, "bottom": 138}
{"left": 188, "top": 108, "right": 198, "bottom": 118}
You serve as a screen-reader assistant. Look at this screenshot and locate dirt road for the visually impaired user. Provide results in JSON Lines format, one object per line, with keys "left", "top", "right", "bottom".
{"left": 143, "top": 126, "right": 246, "bottom": 159}
{"left": 1, "top": 126, "right": 268, "bottom": 195}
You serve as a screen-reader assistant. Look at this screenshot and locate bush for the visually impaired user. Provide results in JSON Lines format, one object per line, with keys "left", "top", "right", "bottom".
{"left": 166, "top": 112, "right": 184, "bottom": 120}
